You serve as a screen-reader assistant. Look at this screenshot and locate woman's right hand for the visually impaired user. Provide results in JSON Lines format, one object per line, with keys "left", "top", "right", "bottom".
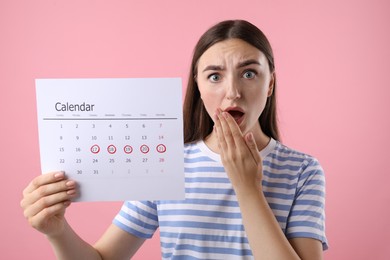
{"left": 20, "top": 171, "right": 77, "bottom": 238}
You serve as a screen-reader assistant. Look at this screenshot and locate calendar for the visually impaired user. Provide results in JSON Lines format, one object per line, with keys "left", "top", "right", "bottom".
{"left": 36, "top": 78, "right": 185, "bottom": 201}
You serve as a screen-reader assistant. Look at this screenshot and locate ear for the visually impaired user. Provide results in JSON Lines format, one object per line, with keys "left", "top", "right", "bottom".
{"left": 267, "top": 72, "right": 275, "bottom": 97}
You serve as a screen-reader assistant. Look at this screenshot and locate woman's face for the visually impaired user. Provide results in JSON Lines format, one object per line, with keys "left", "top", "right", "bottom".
{"left": 196, "top": 38, "right": 274, "bottom": 135}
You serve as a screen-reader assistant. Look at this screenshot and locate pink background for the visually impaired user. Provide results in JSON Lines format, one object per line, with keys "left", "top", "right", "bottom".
{"left": 1, "top": 0, "right": 389, "bottom": 259}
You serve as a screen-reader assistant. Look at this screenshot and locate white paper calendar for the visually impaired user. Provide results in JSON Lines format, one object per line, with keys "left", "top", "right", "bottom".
{"left": 36, "top": 78, "right": 185, "bottom": 201}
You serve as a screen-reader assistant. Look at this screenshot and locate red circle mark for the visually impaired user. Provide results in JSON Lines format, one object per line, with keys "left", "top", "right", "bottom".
{"left": 156, "top": 144, "right": 166, "bottom": 153}
{"left": 91, "top": 144, "right": 100, "bottom": 154}
{"left": 107, "top": 145, "right": 117, "bottom": 154}
{"left": 140, "top": 144, "right": 150, "bottom": 154}
{"left": 124, "top": 145, "right": 133, "bottom": 154}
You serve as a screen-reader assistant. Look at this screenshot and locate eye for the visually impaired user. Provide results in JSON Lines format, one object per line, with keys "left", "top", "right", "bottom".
{"left": 208, "top": 73, "right": 221, "bottom": 82}
{"left": 242, "top": 70, "right": 257, "bottom": 79}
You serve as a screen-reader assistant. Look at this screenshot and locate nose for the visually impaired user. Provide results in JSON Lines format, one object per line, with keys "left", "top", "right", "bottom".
{"left": 225, "top": 77, "right": 241, "bottom": 100}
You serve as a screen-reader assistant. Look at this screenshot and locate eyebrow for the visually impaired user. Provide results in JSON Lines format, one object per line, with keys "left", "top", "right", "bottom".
{"left": 202, "top": 65, "right": 223, "bottom": 72}
{"left": 237, "top": 59, "right": 261, "bottom": 68}
{"left": 202, "top": 59, "right": 261, "bottom": 72}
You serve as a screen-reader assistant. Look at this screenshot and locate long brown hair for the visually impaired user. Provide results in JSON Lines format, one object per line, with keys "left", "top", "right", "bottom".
{"left": 183, "top": 20, "right": 279, "bottom": 143}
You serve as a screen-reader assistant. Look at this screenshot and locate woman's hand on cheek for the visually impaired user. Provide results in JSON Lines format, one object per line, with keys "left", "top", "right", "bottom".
{"left": 214, "top": 109, "right": 263, "bottom": 194}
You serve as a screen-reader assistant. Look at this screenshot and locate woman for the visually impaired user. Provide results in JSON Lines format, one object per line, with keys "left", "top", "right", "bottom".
{"left": 21, "top": 20, "right": 328, "bottom": 259}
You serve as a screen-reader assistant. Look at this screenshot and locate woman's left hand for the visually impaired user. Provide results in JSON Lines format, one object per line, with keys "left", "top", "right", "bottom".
{"left": 214, "top": 109, "right": 263, "bottom": 194}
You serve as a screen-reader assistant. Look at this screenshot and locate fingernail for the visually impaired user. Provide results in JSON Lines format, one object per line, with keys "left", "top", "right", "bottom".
{"left": 66, "top": 181, "right": 75, "bottom": 187}
{"left": 54, "top": 171, "right": 64, "bottom": 178}
{"left": 67, "top": 189, "right": 76, "bottom": 195}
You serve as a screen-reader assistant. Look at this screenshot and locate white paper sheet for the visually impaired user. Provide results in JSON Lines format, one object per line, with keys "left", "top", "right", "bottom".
{"left": 36, "top": 78, "right": 185, "bottom": 201}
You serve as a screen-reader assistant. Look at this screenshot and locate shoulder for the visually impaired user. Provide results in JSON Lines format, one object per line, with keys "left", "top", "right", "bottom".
{"left": 184, "top": 141, "right": 201, "bottom": 153}
{"left": 267, "top": 141, "right": 323, "bottom": 172}
{"left": 264, "top": 141, "right": 325, "bottom": 187}
{"left": 271, "top": 141, "right": 319, "bottom": 162}
{"left": 183, "top": 141, "right": 204, "bottom": 159}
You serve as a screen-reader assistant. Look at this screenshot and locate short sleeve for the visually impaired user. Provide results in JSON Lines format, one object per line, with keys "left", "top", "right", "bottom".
{"left": 113, "top": 200, "right": 159, "bottom": 239}
{"left": 285, "top": 158, "right": 329, "bottom": 250}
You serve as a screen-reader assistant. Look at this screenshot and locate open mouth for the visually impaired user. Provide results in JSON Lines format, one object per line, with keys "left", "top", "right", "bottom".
{"left": 226, "top": 109, "right": 245, "bottom": 124}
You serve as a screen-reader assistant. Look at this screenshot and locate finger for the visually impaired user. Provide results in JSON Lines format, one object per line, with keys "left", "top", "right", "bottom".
{"left": 23, "top": 171, "right": 66, "bottom": 196}
{"left": 213, "top": 109, "right": 228, "bottom": 151}
{"left": 219, "top": 112, "right": 246, "bottom": 149}
{"left": 32, "top": 180, "right": 76, "bottom": 204}
{"left": 23, "top": 188, "right": 76, "bottom": 219}
{"left": 217, "top": 112, "right": 236, "bottom": 149}
{"left": 214, "top": 110, "right": 226, "bottom": 150}
{"left": 28, "top": 201, "right": 70, "bottom": 230}
{"left": 21, "top": 179, "right": 76, "bottom": 210}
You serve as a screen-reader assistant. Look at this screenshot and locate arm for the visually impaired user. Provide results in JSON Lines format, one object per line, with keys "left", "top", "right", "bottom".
{"left": 235, "top": 185, "right": 323, "bottom": 259}
{"left": 214, "top": 111, "right": 323, "bottom": 260}
{"left": 21, "top": 172, "right": 144, "bottom": 260}
{"left": 46, "top": 221, "right": 145, "bottom": 260}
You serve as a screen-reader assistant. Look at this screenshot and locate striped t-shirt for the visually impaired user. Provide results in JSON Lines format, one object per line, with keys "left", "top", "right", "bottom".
{"left": 113, "top": 138, "right": 328, "bottom": 259}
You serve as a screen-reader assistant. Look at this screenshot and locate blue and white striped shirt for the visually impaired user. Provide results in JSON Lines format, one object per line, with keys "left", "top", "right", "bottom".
{"left": 113, "top": 138, "right": 328, "bottom": 259}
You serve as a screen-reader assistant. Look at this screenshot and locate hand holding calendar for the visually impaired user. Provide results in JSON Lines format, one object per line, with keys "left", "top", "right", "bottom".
{"left": 36, "top": 78, "right": 185, "bottom": 201}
